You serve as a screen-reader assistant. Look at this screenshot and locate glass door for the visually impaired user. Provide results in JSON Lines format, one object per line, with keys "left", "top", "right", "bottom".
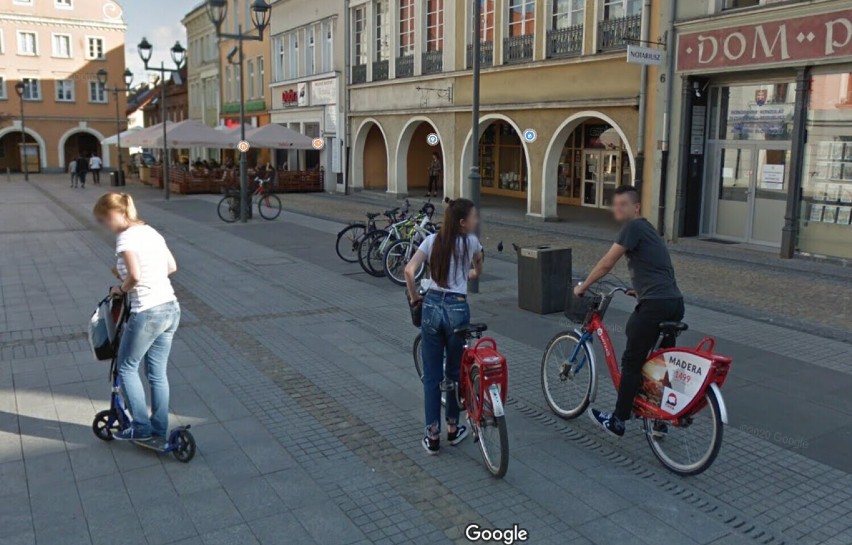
{"left": 601, "top": 151, "right": 620, "bottom": 208}
{"left": 582, "top": 151, "right": 600, "bottom": 206}
{"left": 714, "top": 145, "right": 753, "bottom": 240}
{"left": 751, "top": 148, "right": 789, "bottom": 245}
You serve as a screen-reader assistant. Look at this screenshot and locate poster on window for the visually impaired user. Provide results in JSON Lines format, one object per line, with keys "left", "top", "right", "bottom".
{"left": 836, "top": 206, "right": 851, "bottom": 225}
{"left": 822, "top": 206, "right": 838, "bottom": 224}
{"left": 813, "top": 182, "right": 827, "bottom": 201}
{"left": 840, "top": 184, "right": 852, "bottom": 204}
{"left": 809, "top": 204, "right": 825, "bottom": 222}
{"left": 761, "top": 164, "right": 785, "bottom": 190}
{"left": 825, "top": 184, "right": 841, "bottom": 203}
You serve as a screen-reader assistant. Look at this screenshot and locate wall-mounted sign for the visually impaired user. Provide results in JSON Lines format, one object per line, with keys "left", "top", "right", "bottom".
{"left": 311, "top": 78, "right": 338, "bottom": 106}
{"left": 677, "top": 9, "right": 852, "bottom": 72}
{"left": 627, "top": 44, "right": 663, "bottom": 66}
{"left": 281, "top": 89, "right": 299, "bottom": 106}
{"left": 297, "top": 82, "right": 307, "bottom": 107}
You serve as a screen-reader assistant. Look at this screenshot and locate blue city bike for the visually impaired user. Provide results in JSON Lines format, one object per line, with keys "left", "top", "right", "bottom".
{"left": 91, "top": 296, "right": 196, "bottom": 463}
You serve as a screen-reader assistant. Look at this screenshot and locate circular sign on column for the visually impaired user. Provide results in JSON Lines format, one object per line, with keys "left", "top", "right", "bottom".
{"left": 312, "top": 138, "right": 325, "bottom": 150}
{"left": 426, "top": 133, "right": 440, "bottom": 146}
{"left": 237, "top": 140, "right": 251, "bottom": 152}
{"left": 523, "top": 129, "right": 538, "bottom": 143}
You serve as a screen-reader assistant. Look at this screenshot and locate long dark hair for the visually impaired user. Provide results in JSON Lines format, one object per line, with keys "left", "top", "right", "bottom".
{"left": 430, "top": 198, "right": 475, "bottom": 288}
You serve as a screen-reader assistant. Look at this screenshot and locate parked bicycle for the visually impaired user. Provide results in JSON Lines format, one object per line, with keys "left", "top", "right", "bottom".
{"left": 382, "top": 219, "right": 438, "bottom": 285}
{"left": 540, "top": 279, "right": 733, "bottom": 475}
{"left": 335, "top": 204, "right": 407, "bottom": 263}
{"left": 217, "top": 175, "right": 282, "bottom": 223}
{"left": 358, "top": 202, "right": 436, "bottom": 277}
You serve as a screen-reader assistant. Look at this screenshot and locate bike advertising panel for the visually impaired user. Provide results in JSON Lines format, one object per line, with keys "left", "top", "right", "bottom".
{"left": 639, "top": 351, "right": 713, "bottom": 415}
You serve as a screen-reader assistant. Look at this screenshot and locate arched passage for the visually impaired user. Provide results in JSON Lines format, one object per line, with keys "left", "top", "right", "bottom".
{"left": 395, "top": 117, "right": 446, "bottom": 197}
{"left": 0, "top": 127, "right": 47, "bottom": 171}
{"left": 460, "top": 114, "right": 532, "bottom": 211}
{"left": 352, "top": 119, "right": 388, "bottom": 191}
{"left": 542, "top": 111, "right": 635, "bottom": 218}
{"left": 58, "top": 127, "right": 110, "bottom": 169}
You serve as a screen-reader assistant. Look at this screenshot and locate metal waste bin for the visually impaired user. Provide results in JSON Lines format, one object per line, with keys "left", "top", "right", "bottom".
{"left": 517, "top": 245, "right": 572, "bottom": 314}
{"left": 110, "top": 171, "right": 126, "bottom": 187}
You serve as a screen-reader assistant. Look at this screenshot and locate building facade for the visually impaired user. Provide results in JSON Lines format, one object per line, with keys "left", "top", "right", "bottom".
{"left": 183, "top": 1, "right": 221, "bottom": 161}
{"left": 347, "top": 0, "right": 661, "bottom": 219}
{"left": 268, "top": 0, "right": 346, "bottom": 190}
{"left": 0, "top": 0, "right": 126, "bottom": 173}
{"left": 663, "top": 0, "right": 852, "bottom": 261}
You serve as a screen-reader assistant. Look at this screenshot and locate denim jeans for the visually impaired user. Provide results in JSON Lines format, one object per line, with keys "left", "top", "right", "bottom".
{"left": 117, "top": 301, "right": 180, "bottom": 437}
{"left": 420, "top": 291, "right": 469, "bottom": 436}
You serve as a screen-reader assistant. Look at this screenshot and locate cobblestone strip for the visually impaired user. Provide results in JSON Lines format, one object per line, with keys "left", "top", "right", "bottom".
{"left": 0, "top": 330, "right": 88, "bottom": 360}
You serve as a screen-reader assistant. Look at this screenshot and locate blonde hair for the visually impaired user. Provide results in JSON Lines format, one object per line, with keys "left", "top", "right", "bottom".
{"left": 93, "top": 192, "right": 141, "bottom": 223}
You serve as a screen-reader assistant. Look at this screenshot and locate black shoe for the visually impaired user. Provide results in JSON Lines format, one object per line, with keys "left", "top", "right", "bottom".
{"left": 447, "top": 425, "right": 469, "bottom": 446}
{"left": 589, "top": 409, "right": 625, "bottom": 437}
{"left": 422, "top": 436, "right": 439, "bottom": 455}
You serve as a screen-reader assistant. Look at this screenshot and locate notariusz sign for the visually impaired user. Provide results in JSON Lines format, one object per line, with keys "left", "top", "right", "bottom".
{"left": 627, "top": 44, "right": 663, "bottom": 66}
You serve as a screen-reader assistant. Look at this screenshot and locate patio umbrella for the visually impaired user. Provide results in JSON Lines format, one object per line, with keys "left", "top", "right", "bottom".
{"left": 101, "top": 126, "right": 142, "bottom": 146}
{"left": 121, "top": 121, "right": 175, "bottom": 148}
{"left": 123, "top": 120, "right": 235, "bottom": 148}
{"left": 244, "top": 124, "right": 315, "bottom": 149}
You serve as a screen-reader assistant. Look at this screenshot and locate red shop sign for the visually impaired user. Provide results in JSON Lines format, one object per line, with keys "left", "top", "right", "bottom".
{"left": 677, "top": 9, "right": 852, "bottom": 72}
{"left": 281, "top": 89, "right": 299, "bottom": 105}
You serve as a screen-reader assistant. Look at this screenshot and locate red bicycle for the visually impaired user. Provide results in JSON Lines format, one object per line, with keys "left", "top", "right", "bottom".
{"left": 541, "top": 283, "right": 733, "bottom": 475}
{"left": 453, "top": 324, "right": 510, "bottom": 478}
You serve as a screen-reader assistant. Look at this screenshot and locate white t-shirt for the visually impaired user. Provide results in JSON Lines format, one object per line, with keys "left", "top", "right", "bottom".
{"left": 116, "top": 224, "right": 176, "bottom": 312}
{"left": 89, "top": 156, "right": 103, "bottom": 170}
{"left": 417, "top": 233, "right": 482, "bottom": 295}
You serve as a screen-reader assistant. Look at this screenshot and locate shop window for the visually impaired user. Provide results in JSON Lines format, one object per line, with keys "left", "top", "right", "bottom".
{"left": 797, "top": 72, "right": 852, "bottom": 260}
{"left": 479, "top": 121, "right": 527, "bottom": 194}
{"left": 718, "top": 83, "right": 795, "bottom": 141}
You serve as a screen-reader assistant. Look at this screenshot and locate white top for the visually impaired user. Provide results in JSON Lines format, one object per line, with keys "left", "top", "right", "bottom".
{"left": 89, "top": 156, "right": 103, "bottom": 170}
{"left": 417, "top": 233, "right": 482, "bottom": 295}
{"left": 116, "top": 224, "right": 176, "bottom": 313}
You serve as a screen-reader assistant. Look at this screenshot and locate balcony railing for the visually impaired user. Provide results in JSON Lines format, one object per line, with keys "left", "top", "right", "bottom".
{"left": 598, "top": 14, "right": 641, "bottom": 51}
{"left": 396, "top": 54, "right": 414, "bottom": 78}
{"left": 547, "top": 25, "right": 583, "bottom": 58}
{"left": 352, "top": 64, "right": 367, "bottom": 84}
{"left": 422, "top": 49, "right": 443, "bottom": 75}
{"left": 373, "top": 59, "right": 389, "bottom": 81}
{"left": 503, "top": 34, "right": 534, "bottom": 64}
{"left": 466, "top": 41, "right": 494, "bottom": 69}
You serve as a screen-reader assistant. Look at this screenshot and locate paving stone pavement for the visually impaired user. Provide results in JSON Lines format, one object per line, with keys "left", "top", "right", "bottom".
{"left": 0, "top": 176, "right": 849, "bottom": 545}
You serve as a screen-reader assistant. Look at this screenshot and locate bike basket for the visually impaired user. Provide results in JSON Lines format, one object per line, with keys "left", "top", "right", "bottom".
{"left": 564, "top": 293, "right": 601, "bottom": 323}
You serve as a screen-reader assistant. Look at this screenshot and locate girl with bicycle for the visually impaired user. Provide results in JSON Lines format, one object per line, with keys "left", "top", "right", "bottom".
{"left": 405, "top": 199, "right": 484, "bottom": 455}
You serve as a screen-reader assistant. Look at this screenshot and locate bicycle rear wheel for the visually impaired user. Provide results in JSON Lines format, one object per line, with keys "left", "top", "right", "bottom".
{"left": 384, "top": 239, "right": 423, "bottom": 286}
{"left": 541, "top": 331, "right": 594, "bottom": 419}
{"left": 217, "top": 196, "right": 239, "bottom": 223}
{"left": 336, "top": 223, "right": 366, "bottom": 263}
{"left": 469, "top": 365, "right": 509, "bottom": 478}
{"left": 357, "top": 230, "right": 387, "bottom": 276}
{"left": 644, "top": 388, "right": 724, "bottom": 476}
{"left": 258, "top": 193, "right": 282, "bottom": 220}
{"left": 364, "top": 234, "right": 389, "bottom": 277}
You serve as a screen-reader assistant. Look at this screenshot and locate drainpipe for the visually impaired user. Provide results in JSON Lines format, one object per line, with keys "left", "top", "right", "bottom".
{"left": 634, "top": 0, "right": 651, "bottom": 194}
{"left": 656, "top": 0, "right": 677, "bottom": 236}
{"left": 343, "top": 0, "right": 351, "bottom": 195}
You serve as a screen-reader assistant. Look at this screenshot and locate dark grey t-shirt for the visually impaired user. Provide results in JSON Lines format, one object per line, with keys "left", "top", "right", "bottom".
{"left": 615, "top": 218, "right": 682, "bottom": 301}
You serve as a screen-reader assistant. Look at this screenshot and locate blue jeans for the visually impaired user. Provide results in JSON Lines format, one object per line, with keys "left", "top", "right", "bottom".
{"left": 420, "top": 291, "right": 469, "bottom": 437}
{"left": 117, "top": 301, "right": 180, "bottom": 437}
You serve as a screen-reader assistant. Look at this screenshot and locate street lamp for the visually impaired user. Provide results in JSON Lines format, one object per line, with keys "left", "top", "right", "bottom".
{"left": 97, "top": 68, "right": 134, "bottom": 184}
{"left": 206, "top": 0, "right": 271, "bottom": 223}
{"left": 14, "top": 81, "right": 29, "bottom": 181}
{"left": 138, "top": 37, "right": 186, "bottom": 200}
{"left": 468, "top": 0, "right": 483, "bottom": 293}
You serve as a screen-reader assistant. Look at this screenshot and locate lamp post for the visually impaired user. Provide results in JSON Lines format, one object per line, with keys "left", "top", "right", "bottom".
{"left": 14, "top": 81, "right": 29, "bottom": 182}
{"left": 206, "top": 0, "right": 271, "bottom": 223}
{"left": 97, "top": 68, "right": 134, "bottom": 184}
{"left": 468, "top": 0, "right": 482, "bottom": 294}
{"left": 137, "top": 37, "right": 186, "bottom": 200}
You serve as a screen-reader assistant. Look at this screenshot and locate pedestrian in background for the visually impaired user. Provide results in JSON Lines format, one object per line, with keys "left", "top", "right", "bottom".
{"left": 69, "top": 157, "right": 78, "bottom": 188}
{"left": 77, "top": 154, "right": 89, "bottom": 188}
{"left": 427, "top": 152, "right": 442, "bottom": 198}
{"left": 93, "top": 193, "right": 180, "bottom": 445}
{"left": 89, "top": 153, "right": 103, "bottom": 185}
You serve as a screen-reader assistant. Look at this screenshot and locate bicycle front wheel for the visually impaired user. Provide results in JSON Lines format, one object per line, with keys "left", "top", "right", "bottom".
{"left": 541, "top": 331, "right": 594, "bottom": 419}
{"left": 258, "top": 193, "right": 282, "bottom": 220}
{"left": 364, "top": 234, "right": 388, "bottom": 277}
{"left": 470, "top": 365, "right": 509, "bottom": 478}
{"left": 357, "top": 230, "right": 387, "bottom": 276}
{"left": 644, "top": 388, "right": 724, "bottom": 476}
{"left": 384, "top": 239, "right": 422, "bottom": 286}
{"left": 217, "top": 196, "right": 239, "bottom": 223}
{"left": 336, "top": 224, "right": 367, "bottom": 263}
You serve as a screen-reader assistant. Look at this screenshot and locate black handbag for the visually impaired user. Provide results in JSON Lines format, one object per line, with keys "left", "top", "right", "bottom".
{"left": 406, "top": 290, "right": 423, "bottom": 328}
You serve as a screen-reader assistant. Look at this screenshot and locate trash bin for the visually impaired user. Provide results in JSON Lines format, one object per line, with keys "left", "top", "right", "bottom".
{"left": 110, "top": 171, "right": 119, "bottom": 187}
{"left": 517, "top": 245, "right": 572, "bottom": 314}
{"left": 117, "top": 170, "right": 126, "bottom": 186}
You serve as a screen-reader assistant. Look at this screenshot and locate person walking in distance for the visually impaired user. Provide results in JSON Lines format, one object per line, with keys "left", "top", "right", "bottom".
{"left": 575, "top": 186, "right": 684, "bottom": 437}
{"left": 89, "top": 152, "right": 103, "bottom": 185}
{"left": 77, "top": 154, "right": 89, "bottom": 188}
{"left": 69, "top": 157, "right": 78, "bottom": 188}
{"left": 93, "top": 193, "right": 180, "bottom": 446}
{"left": 427, "top": 152, "right": 442, "bottom": 198}
{"left": 404, "top": 199, "right": 484, "bottom": 455}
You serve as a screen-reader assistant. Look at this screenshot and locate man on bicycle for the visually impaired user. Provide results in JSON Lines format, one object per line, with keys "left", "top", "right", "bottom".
{"left": 574, "top": 185, "right": 683, "bottom": 437}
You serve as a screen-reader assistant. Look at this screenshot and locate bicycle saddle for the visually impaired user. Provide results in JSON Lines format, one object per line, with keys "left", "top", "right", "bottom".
{"left": 454, "top": 323, "right": 488, "bottom": 337}
{"left": 366, "top": 212, "right": 380, "bottom": 220}
{"left": 658, "top": 321, "right": 688, "bottom": 335}
{"left": 384, "top": 207, "right": 400, "bottom": 216}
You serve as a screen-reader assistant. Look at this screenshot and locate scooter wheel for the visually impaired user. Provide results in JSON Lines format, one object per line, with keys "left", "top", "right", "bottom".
{"left": 93, "top": 410, "right": 120, "bottom": 441}
{"left": 172, "top": 430, "right": 196, "bottom": 463}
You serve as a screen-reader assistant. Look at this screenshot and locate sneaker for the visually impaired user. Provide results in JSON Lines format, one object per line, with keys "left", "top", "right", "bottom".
{"left": 112, "top": 427, "right": 152, "bottom": 441}
{"left": 589, "top": 409, "right": 625, "bottom": 437}
{"left": 422, "top": 436, "right": 439, "bottom": 455}
{"left": 447, "top": 425, "right": 469, "bottom": 446}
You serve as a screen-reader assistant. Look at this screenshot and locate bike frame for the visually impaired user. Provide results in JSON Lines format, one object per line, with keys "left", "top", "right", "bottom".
{"left": 460, "top": 337, "right": 508, "bottom": 425}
